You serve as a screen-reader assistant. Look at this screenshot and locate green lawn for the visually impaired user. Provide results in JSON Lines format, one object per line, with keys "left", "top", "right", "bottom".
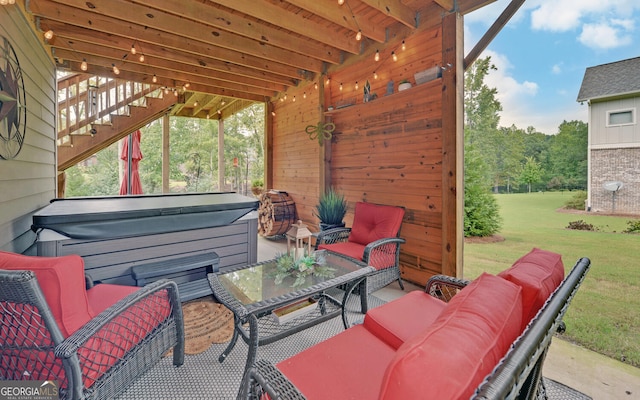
{"left": 463, "top": 192, "right": 640, "bottom": 367}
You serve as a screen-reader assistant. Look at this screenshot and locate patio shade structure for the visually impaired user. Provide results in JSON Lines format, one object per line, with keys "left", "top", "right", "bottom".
{"left": 120, "top": 130, "right": 143, "bottom": 195}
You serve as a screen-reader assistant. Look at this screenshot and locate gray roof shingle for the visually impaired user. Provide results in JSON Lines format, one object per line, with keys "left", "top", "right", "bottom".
{"left": 577, "top": 56, "right": 640, "bottom": 102}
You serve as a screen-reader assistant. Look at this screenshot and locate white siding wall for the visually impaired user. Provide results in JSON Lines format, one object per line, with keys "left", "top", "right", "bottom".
{"left": 0, "top": 6, "right": 56, "bottom": 253}
{"left": 590, "top": 97, "right": 640, "bottom": 148}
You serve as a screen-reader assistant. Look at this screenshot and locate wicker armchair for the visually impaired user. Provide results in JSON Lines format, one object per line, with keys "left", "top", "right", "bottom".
{"left": 0, "top": 259, "right": 184, "bottom": 400}
{"left": 315, "top": 202, "right": 405, "bottom": 311}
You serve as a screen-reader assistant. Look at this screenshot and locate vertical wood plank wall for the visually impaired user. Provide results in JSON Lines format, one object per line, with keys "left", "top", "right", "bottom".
{"left": 269, "top": 19, "right": 456, "bottom": 285}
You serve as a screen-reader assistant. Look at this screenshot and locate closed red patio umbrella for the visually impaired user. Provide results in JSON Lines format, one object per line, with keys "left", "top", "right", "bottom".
{"left": 119, "top": 130, "right": 143, "bottom": 195}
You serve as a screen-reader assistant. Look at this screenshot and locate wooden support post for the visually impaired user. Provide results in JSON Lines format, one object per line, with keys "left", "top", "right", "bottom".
{"left": 441, "top": 12, "right": 464, "bottom": 278}
{"left": 218, "top": 118, "right": 225, "bottom": 191}
{"left": 265, "top": 101, "right": 274, "bottom": 191}
{"left": 162, "top": 114, "right": 170, "bottom": 193}
{"left": 320, "top": 74, "right": 331, "bottom": 195}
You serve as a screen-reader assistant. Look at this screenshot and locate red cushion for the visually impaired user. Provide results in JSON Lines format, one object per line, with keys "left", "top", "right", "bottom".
{"left": 87, "top": 283, "right": 140, "bottom": 315}
{"left": 498, "top": 248, "right": 564, "bottom": 330}
{"left": 277, "top": 324, "right": 396, "bottom": 399}
{"left": 348, "top": 202, "right": 404, "bottom": 246}
{"left": 317, "top": 242, "right": 365, "bottom": 260}
{"left": 364, "top": 290, "right": 446, "bottom": 349}
{"left": 0, "top": 251, "right": 94, "bottom": 337}
{"left": 79, "top": 287, "right": 172, "bottom": 388}
{"left": 379, "top": 273, "right": 523, "bottom": 400}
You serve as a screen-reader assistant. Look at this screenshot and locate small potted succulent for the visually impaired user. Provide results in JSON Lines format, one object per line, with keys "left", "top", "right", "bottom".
{"left": 251, "top": 178, "right": 264, "bottom": 196}
{"left": 398, "top": 79, "right": 412, "bottom": 91}
{"left": 313, "top": 188, "right": 347, "bottom": 231}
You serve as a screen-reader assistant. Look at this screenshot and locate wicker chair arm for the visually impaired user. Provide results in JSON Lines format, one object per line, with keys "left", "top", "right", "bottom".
{"left": 314, "top": 227, "right": 351, "bottom": 249}
{"left": 362, "top": 237, "right": 406, "bottom": 262}
{"left": 248, "top": 359, "right": 307, "bottom": 399}
{"left": 424, "top": 274, "right": 470, "bottom": 303}
{"left": 55, "top": 279, "right": 183, "bottom": 361}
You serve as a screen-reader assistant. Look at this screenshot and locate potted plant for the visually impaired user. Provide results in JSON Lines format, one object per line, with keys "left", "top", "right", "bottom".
{"left": 398, "top": 79, "right": 412, "bottom": 91}
{"left": 251, "top": 178, "right": 264, "bottom": 196}
{"left": 314, "top": 188, "right": 347, "bottom": 231}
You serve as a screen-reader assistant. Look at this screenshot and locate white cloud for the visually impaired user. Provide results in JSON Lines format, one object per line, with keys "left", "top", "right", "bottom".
{"left": 552, "top": 63, "right": 562, "bottom": 74}
{"left": 579, "top": 22, "right": 633, "bottom": 49}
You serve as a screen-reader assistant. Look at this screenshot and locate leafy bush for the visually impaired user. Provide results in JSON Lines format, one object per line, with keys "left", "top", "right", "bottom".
{"left": 566, "top": 220, "right": 598, "bottom": 231}
{"left": 623, "top": 220, "right": 640, "bottom": 234}
{"left": 564, "top": 190, "right": 587, "bottom": 210}
{"left": 464, "top": 147, "right": 501, "bottom": 237}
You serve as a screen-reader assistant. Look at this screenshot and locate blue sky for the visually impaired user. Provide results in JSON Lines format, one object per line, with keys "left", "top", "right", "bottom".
{"left": 465, "top": 0, "right": 640, "bottom": 135}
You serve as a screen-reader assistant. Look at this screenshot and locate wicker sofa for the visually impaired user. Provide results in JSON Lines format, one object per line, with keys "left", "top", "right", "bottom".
{"left": 247, "top": 248, "right": 591, "bottom": 399}
{"left": 0, "top": 251, "right": 185, "bottom": 400}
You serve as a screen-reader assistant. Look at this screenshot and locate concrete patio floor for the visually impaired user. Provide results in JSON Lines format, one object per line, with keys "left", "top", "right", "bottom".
{"left": 258, "top": 236, "right": 640, "bottom": 399}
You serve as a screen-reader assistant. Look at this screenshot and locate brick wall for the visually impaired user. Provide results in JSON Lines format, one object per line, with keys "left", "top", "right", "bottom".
{"left": 590, "top": 148, "right": 640, "bottom": 215}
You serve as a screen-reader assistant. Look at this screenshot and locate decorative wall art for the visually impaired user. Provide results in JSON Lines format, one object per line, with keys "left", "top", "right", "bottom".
{"left": 0, "top": 35, "right": 27, "bottom": 160}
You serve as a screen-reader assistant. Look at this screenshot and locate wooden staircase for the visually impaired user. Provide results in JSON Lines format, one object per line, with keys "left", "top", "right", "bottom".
{"left": 56, "top": 74, "right": 177, "bottom": 172}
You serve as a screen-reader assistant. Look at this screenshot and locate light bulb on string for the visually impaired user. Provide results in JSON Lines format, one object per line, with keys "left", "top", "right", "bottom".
{"left": 355, "top": 81, "right": 358, "bottom": 90}
{"left": 392, "top": 51, "right": 397, "bottom": 62}
{"left": 402, "top": 40, "right": 406, "bottom": 51}
{"left": 303, "top": 92, "right": 307, "bottom": 99}
{"left": 152, "top": 74, "right": 157, "bottom": 83}
{"left": 44, "top": 30, "right": 54, "bottom": 40}
{"left": 292, "top": 95, "right": 296, "bottom": 102}
{"left": 339, "top": 83, "right": 343, "bottom": 91}
{"left": 139, "top": 54, "right": 145, "bottom": 62}
{"left": 314, "top": 82, "right": 318, "bottom": 90}
{"left": 338, "top": 0, "right": 344, "bottom": 5}
{"left": 373, "top": 71, "right": 378, "bottom": 79}
{"left": 130, "top": 44, "right": 136, "bottom": 55}
{"left": 81, "top": 59, "right": 88, "bottom": 71}
{"left": 375, "top": 50, "right": 380, "bottom": 62}
{"left": 112, "top": 64, "right": 120, "bottom": 75}
{"left": 356, "top": 30, "right": 362, "bottom": 41}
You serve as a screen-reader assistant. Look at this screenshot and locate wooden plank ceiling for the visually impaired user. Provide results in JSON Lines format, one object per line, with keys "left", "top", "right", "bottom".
{"left": 26, "top": 0, "right": 493, "bottom": 119}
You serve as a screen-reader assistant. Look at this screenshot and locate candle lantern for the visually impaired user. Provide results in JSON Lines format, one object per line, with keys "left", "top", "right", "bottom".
{"left": 286, "top": 220, "right": 312, "bottom": 260}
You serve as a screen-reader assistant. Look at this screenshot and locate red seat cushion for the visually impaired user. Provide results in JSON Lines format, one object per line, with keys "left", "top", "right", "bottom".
{"left": 348, "top": 202, "right": 404, "bottom": 246}
{"left": 0, "top": 251, "right": 94, "bottom": 337}
{"left": 498, "top": 248, "right": 564, "bottom": 330}
{"left": 379, "top": 273, "right": 523, "bottom": 400}
{"left": 317, "top": 242, "right": 365, "bottom": 260}
{"left": 87, "top": 283, "right": 140, "bottom": 315}
{"left": 364, "top": 290, "right": 446, "bottom": 349}
{"left": 277, "top": 324, "right": 396, "bottom": 399}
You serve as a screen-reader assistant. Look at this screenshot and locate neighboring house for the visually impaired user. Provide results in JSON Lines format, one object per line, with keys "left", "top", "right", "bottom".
{"left": 577, "top": 57, "right": 640, "bottom": 215}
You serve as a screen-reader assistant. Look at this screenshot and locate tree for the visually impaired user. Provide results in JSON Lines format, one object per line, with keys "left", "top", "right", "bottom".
{"left": 464, "top": 146, "right": 502, "bottom": 237}
{"left": 547, "top": 120, "right": 588, "bottom": 190}
{"left": 519, "top": 156, "right": 543, "bottom": 193}
{"left": 463, "top": 56, "right": 502, "bottom": 236}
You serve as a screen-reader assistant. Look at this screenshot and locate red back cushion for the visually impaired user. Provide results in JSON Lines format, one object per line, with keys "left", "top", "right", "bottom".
{"left": 348, "top": 202, "right": 404, "bottom": 245}
{"left": 498, "top": 248, "right": 564, "bottom": 330}
{"left": 0, "top": 251, "right": 94, "bottom": 337}
{"left": 379, "top": 273, "right": 523, "bottom": 400}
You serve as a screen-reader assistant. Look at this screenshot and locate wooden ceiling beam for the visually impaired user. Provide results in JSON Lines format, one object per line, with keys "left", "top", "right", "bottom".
{"left": 210, "top": 0, "right": 361, "bottom": 54}
{"left": 32, "top": 0, "right": 330, "bottom": 72}
{"left": 47, "top": 28, "right": 293, "bottom": 91}
{"left": 129, "top": 0, "right": 346, "bottom": 60}
{"left": 285, "top": 0, "right": 387, "bottom": 43}
{"left": 52, "top": 47, "right": 280, "bottom": 98}
{"left": 360, "top": 0, "right": 417, "bottom": 29}
{"left": 43, "top": 20, "right": 301, "bottom": 87}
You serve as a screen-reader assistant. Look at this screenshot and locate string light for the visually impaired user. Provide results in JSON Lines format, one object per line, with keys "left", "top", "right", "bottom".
{"left": 164, "top": 87, "right": 170, "bottom": 94}
{"left": 338, "top": 0, "right": 344, "bottom": 5}
{"left": 303, "top": 92, "right": 307, "bottom": 99}
{"left": 112, "top": 64, "right": 120, "bottom": 75}
{"left": 375, "top": 50, "right": 380, "bottom": 62}
{"left": 402, "top": 40, "right": 406, "bottom": 51}
{"left": 373, "top": 71, "right": 378, "bottom": 79}
{"left": 355, "top": 81, "right": 358, "bottom": 90}
{"left": 339, "top": 83, "right": 343, "bottom": 91}
{"left": 130, "top": 44, "right": 136, "bottom": 55}
{"left": 392, "top": 51, "right": 397, "bottom": 62}
{"left": 173, "top": 89, "right": 178, "bottom": 97}
{"left": 271, "top": 111, "right": 276, "bottom": 116}
{"left": 44, "top": 30, "right": 54, "bottom": 40}
{"left": 80, "top": 59, "right": 88, "bottom": 71}
{"left": 293, "top": 95, "right": 296, "bottom": 102}
{"left": 152, "top": 74, "right": 157, "bottom": 83}
{"left": 356, "top": 30, "right": 362, "bottom": 41}
{"left": 194, "top": 101, "right": 198, "bottom": 107}
{"left": 326, "top": 77, "right": 330, "bottom": 85}
{"left": 314, "top": 82, "right": 318, "bottom": 90}
{"left": 139, "top": 54, "right": 145, "bottom": 62}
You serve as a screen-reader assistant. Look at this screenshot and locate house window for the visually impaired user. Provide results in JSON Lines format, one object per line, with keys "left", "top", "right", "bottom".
{"left": 607, "top": 109, "right": 635, "bottom": 126}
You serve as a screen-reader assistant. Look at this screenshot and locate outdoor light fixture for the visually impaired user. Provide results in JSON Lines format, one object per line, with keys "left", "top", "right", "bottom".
{"left": 44, "top": 30, "right": 54, "bottom": 40}
{"left": 286, "top": 220, "right": 312, "bottom": 260}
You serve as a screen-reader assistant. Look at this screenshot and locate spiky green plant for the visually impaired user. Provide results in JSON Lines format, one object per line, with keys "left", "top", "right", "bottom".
{"left": 313, "top": 188, "right": 347, "bottom": 225}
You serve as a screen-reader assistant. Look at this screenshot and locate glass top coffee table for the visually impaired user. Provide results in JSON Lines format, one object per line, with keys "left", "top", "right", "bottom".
{"left": 207, "top": 250, "right": 374, "bottom": 393}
